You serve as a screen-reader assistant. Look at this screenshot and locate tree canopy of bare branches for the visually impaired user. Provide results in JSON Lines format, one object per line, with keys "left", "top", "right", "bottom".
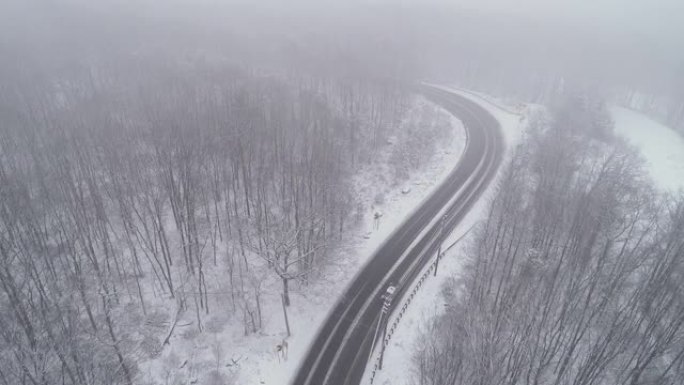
{"left": 415, "top": 96, "right": 684, "bottom": 385}
{"left": 0, "top": 61, "right": 413, "bottom": 384}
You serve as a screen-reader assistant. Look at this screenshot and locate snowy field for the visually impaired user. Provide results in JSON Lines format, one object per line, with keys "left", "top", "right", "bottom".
{"left": 611, "top": 106, "right": 684, "bottom": 193}
{"left": 365, "top": 88, "right": 527, "bottom": 385}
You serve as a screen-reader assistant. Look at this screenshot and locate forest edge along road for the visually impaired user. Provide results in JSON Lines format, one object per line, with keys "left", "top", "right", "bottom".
{"left": 291, "top": 85, "right": 504, "bottom": 385}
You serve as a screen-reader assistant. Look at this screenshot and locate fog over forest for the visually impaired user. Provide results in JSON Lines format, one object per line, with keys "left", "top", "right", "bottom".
{"left": 1, "top": 1, "right": 683, "bottom": 385}
{"left": 3, "top": 0, "right": 683, "bottom": 109}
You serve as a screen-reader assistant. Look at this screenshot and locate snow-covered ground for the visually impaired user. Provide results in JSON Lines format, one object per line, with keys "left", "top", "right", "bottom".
{"left": 357, "top": 94, "right": 684, "bottom": 385}
{"left": 365, "top": 88, "right": 527, "bottom": 385}
{"left": 238, "top": 97, "right": 468, "bottom": 385}
{"left": 426, "top": 84, "right": 527, "bottom": 149}
{"left": 362, "top": 96, "right": 684, "bottom": 385}
{"left": 611, "top": 106, "right": 684, "bottom": 193}
{"left": 137, "top": 96, "right": 470, "bottom": 385}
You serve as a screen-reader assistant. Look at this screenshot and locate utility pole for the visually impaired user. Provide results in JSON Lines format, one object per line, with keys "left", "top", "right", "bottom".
{"left": 369, "top": 312, "right": 384, "bottom": 366}
{"left": 378, "top": 300, "right": 389, "bottom": 370}
{"left": 435, "top": 215, "right": 447, "bottom": 277}
{"left": 377, "top": 285, "right": 395, "bottom": 370}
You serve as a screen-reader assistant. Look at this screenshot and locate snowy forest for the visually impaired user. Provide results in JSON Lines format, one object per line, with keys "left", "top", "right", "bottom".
{"left": 415, "top": 97, "right": 684, "bottom": 385}
{"left": 0, "top": 58, "right": 432, "bottom": 382}
{"left": 1, "top": 0, "right": 684, "bottom": 384}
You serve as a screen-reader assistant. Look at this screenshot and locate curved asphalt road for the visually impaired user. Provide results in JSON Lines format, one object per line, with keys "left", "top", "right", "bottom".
{"left": 291, "top": 85, "right": 504, "bottom": 385}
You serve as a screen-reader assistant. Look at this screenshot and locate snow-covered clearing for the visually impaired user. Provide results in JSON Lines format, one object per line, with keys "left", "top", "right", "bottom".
{"left": 364, "top": 88, "right": 527, "bottom": 385}
{"left": 611, "top": 106, "right": 684, "bottom": 194}
{"left": 137, "top": 96, "right": 468, "bottom": 385}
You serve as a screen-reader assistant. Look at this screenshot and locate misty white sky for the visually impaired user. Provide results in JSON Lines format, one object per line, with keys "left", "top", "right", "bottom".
{"left": 378, "top": 0, "right": 683, "bottom": 40}
{"left": 1, "top": 0, "right": 682, "bottom": 82}
{"left": 4, "top": 0, "right": 682, "bottom": 41}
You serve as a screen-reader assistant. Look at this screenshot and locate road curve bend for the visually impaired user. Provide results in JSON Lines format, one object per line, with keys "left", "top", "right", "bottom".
{"left": 291, "top": 85, "right": 504, "bottom": 385}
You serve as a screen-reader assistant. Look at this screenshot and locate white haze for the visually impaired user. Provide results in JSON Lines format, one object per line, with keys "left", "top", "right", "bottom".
{"left": 2, "top": 0, "right": 682, "bottom": 133}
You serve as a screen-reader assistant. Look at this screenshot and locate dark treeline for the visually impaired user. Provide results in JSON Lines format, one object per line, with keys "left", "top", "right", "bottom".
{"left": 415, "top": 96, "right": 684, "bottom": 385}
{"left": 0, "top": 58, "right": 415, "bottom": 384}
